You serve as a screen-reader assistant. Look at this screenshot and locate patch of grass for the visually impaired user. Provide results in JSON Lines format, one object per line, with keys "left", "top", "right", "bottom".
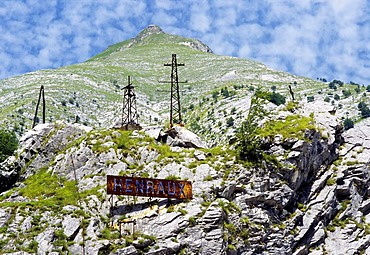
{"left": 18, "top": 167, "right": 78, "bottom": 208}
{"left": 0, "top": 191, "right": 12, "bottom": 203}
{"left": 240, "top": 217, "right": 250, "bottom": 225}
{"left": 151, "top": 142, "right": 178, "bottom": 162}
{"left": 188, "top": 216, "right": 196, "bottom": 226}
{"left": 187, "top": 161, "right": 199, "bottom": 169}
{"left": 198, "top": 201, "right": 212, "bottom": 218}
{"left": 80, "top": 186, "right": 104, "bottom": 201}
{"left": 24, "top": 240, "right": 39, "bottom": 253}
{"left": 203, "top": 175, "right": 213, "bottom": 181}
{"left": 218, "top": 199, "right": 241, "bottom": 215}
{"left": 285, "top": 101, "right": 299, "bottom": 112}
{"left": 326, "top": 200, "right": 351, "bottom": 231}
{"left": 0, "top": 238, "right": 9, "bottom": 251}
{"left": 178, "top": 208, "right": 188, "bottom": 215}
{"left": 228, "top": 244, "right": 236, "bottom": 251}
{"left": 297, "top": 203, "right": 308, "bottom": 212}
{"left": 167, "top": 205, "right": 175, "bottom": 213}
{"left": 165, "top": 175, "right": 181, "bottom": 180}
{"left": 101, "top": 227, "right": 120, "bottom": 240}
{"left": 326, "top": 177, "right": 336, "bottom": 186}
{"left": 346, "top": 160, "right": 360, "bottom": 166}
{"left": 260, "top": 114, "right": 316, "bottom": 141}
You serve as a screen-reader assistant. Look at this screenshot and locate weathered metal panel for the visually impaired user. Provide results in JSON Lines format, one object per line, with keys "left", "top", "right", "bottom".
{"left": 107, "top": 175, "right": 192, "bottom": 199}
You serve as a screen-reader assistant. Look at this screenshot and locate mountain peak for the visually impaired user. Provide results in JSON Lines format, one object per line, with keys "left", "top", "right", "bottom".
{"left": 126, "top": 24, "right": 164, "bottom": 48}
{"left": 125, "top": 24, "right": 212, "bottom": 53}
{"left": 140, "top": 24, "right": 164, "bottom": 35}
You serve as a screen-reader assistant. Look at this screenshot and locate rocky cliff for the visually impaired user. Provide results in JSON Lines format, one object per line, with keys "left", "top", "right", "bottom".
{"left": 1, "top": 101, "right": 370, "bottom": 254}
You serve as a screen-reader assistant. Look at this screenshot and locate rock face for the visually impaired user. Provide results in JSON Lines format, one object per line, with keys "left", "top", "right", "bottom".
{"left": 0, "top": 122, "right": 92, "bottom": 192}
{"left": 162, "top": 126, "right": 208, "bottom": 149}
{"left": 0, "top": 116, "right": 370, "bottom": 255}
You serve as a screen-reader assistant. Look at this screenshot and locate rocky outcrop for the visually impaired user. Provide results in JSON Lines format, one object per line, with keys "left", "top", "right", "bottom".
{"left": 0, "top": 117, "right": 370, "bottom": 255}
{"left": 0, "top": 122, "right": 92, "bottom": 192}
{"left": 146, "top": 125, "right": 208, "bottom": 149}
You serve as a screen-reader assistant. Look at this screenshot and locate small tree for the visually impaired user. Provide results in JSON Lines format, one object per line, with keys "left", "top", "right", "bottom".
{"left": 307, "top": 96, "right": 315, "bottom": 102}
{"left": 361, "top": 106, "right": 370, "bottom": 118}
{"left": 236, "top": 90, "right": 268, "bottom": 161}
{"left": 355, "top": 86, "right": 361, "bottom": 94}
{"left": 343, "top": 118, "right": 354, "bottom": 130}
{"left": 268, "top": 92, "right": 286, "bottom": 106}
{"left": 230, "top": 107, "right": 237, "bottom": 115}
{"left": 226, "top": 117, "right": 234, "bottom": 127}
{"left": 342, "top": 89, "right": 351, "bottom": 98}
{"left": 358, "top": 102, "right": 370, "bottom": 118}
{"left": 328, "top": 83, "right": 337, "bottom": 90}
{"left": 0, "top": 129, "right": 18, "bottom": 162}
{"left": 221, "top": 87, "right": 230, "bottom": 98}
{"left": 212, "top": 91, "right": 219, "bottom": 100}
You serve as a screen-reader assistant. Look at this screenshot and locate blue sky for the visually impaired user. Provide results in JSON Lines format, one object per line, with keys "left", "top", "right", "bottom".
{"left": 0, "top": 0, "right": 369, "bottom": 84}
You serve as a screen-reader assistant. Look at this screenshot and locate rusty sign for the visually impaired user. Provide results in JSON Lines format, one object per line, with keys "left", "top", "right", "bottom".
{"left": 107, "top": 175, "right": 192, "bottom": 199}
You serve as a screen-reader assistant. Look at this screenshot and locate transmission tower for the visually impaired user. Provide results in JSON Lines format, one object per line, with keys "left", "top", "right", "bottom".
{"left": 121, "top": 76, "right": 141, "bottom": 130}
{"left": 162, "top": 54, "right": 187, "bottom": 127}
{"left": 32, "top": 85, "right": 46, "bottom": 128}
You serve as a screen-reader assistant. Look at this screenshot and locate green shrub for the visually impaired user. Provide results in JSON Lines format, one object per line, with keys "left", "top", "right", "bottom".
{"left": 0, "top": 129, "right": 18, "bottom": 162}
{"left": 358, "top": 102, "right": 370, "bottom": 118}
{"left": 342, "top": 89, "right": 351, "bottom": 98}
{"left": 285, "top": 101, "right": 299, "bottom": 112}
{"left": 343, "top": 118, "right": 354, "bottom": 130}
{"left": 226, "top": 117, "right": 234, "bottom": 127}
{"left": 307, "top": 96, "right": 315, "bottom": 102}
{"left": 268, "top": 92, "right": 286, "bottom": 106}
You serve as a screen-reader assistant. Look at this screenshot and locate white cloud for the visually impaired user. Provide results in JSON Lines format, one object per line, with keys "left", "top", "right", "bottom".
{"left": 151, "top": 10, "right": 178, "bottom": 27}
{"left": 0, "top": 0, "right": 368, "bottom": 85}
{"left": 189, "top": 1, "right": 211, "bottom": 33}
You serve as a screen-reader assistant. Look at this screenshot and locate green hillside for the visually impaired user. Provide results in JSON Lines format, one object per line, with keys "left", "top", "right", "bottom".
{"left": 0, "top": 24, "right": 364, "bottom": 145}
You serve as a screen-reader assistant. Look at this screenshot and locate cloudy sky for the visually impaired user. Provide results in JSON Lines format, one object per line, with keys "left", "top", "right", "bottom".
{"left": 0, "top": 0, "right": 369, "bottom": 84}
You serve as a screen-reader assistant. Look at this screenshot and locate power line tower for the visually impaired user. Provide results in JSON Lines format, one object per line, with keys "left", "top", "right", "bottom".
{"left": 121, "top": 76, "right": 141, "bottom": 130}
{"left": 161, "top": 54, "right": 187, "bottom": 127}
{"left": 32, "top": 85, "right": 46, "bottom": 128}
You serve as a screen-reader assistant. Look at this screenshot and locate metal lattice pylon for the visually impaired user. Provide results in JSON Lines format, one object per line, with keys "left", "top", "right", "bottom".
{"left": 163, "top": 54, "right": 186, "bottom": 127}
{"left": 121, "top": 76, "right": 140, "bottom": 129}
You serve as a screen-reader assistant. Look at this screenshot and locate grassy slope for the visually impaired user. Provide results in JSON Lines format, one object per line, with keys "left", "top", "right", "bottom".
{"left": 1, "top": 28, "right": 355, "bottom": 143}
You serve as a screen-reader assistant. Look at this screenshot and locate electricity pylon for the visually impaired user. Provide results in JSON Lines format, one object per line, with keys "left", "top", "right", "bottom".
{"left": 121, "top": 76, "right": 141, "bottom": 130}
{"left": 160, "top": 54, "right": 187, "bottom": 127}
